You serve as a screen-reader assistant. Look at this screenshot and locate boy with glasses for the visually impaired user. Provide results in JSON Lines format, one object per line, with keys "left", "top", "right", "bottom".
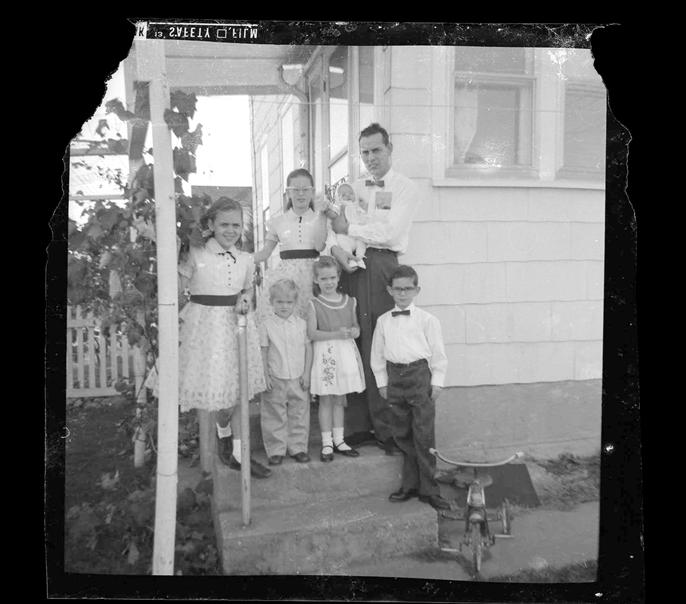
{"left": 370, "top": 265, "right": 450, "bottom": 510}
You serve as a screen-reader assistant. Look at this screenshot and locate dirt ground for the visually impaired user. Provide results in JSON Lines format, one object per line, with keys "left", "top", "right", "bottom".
{"left": 63, "top": 397, "right": 600, "bottom": 578}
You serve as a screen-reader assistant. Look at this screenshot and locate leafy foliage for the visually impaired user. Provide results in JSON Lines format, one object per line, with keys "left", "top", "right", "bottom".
{"left": 66, "top": 398, "right": 218, "bottom": 574}
{"left": 69, "top": 89, "right": 208, "bottom": 452}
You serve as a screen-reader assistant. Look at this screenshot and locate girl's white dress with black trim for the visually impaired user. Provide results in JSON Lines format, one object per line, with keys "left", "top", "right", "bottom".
{"left": 178, "top": 238, "right": 266, "bottom": 412}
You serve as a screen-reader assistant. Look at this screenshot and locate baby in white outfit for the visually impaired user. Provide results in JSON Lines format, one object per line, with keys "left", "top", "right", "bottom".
{"left": 327, "top": 182, "right": 367, "bottom": 270}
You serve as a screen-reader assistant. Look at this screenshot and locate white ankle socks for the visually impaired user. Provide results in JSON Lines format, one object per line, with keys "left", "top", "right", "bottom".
{"left": 332, "top": 427, "right": 350, "bottom": 450}
{"left": 321, "top": 431, "right": 333, "bottom": 448}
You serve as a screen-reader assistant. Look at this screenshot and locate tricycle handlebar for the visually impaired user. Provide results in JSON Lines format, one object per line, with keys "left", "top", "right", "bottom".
{"left": 429, "top": 448, "right": 524, "bottom": 468}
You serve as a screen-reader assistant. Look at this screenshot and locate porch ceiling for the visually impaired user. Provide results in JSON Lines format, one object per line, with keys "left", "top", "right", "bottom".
{"left": 132, "top": 41, "right": 315, "bottom": 96}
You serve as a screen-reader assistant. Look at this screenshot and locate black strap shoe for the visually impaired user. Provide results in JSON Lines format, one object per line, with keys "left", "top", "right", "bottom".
{"left": 333, "top": 442, "right": 360, "bottom": 457}
{"left": 268, "top": 455, "right": 284, "bottom": 466}
{"left": 228, "top": 455, "right": 272, "bottom": 479}
{"left": 320, "top": 445, "right": 334, "bottom": 462}
{"left": 389, "top": 488, "right": 419, "bottom": 502}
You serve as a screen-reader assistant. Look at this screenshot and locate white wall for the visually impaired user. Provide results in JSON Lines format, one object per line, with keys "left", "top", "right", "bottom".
{"left": 251, "top": 46, "right": 606, "bottom": 389}
{"left": 389, "top": 46, "right": 605, "bottom": 387}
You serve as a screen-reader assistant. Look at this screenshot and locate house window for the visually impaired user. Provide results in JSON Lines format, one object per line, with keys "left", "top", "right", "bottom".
{"left": 559, "top": 82, "right": 606, "bottom": 179}
{"left": 451, "top": 47, "right": 534, "bottom": 176}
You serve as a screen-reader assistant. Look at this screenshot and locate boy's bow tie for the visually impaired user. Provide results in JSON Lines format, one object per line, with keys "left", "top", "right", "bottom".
{"left": 365, "top": 179, "right": 384, "bottom": 187}
{"left": 391, "top": 309, "right": 410, "bottom": 317}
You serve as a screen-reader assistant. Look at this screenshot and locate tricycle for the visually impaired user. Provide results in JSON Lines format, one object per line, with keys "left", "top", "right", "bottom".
{"left": 429, "top": 448, "right": 524, "bottom": 575}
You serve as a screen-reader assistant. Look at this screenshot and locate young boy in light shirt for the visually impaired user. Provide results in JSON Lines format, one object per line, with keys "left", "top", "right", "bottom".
{"left": 370, "top": 265, "right": 450, "bottom": 510}
{"left": 259, "top": 279, "right": 313, "bottom": 465}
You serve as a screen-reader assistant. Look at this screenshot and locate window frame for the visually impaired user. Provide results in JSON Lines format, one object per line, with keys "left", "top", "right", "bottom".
{"left": 430, "top": 46, "right": 605, "bottom": 190}
{"left": 556, "top": 80, "right": 607, "bottom": 182}
{"left": 306, "top": 45, "right": 377, "bottom": 188}
{"left": 448, "top": 47, "right": 537, "bottom": 179}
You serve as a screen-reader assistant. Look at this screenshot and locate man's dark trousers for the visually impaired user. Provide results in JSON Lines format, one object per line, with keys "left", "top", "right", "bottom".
{"left": 340, "top": 247, "right": 397, "bottom": 443}
{"left": 386, "top": 359, "right": 440, "bottom": 497}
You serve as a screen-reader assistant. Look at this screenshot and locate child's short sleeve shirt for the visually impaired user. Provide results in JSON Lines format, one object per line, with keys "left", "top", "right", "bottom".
{"left": 259, "top": 314, "right": 310, "bottom": 379}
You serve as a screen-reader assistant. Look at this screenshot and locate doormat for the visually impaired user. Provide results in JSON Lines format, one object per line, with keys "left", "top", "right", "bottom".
{"left": 436, "top": 464, "right": 540, "bottom": 508}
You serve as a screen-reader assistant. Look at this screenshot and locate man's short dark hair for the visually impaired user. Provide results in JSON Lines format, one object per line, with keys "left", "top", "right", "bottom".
{"left": 359, "top": 123, "right": 390, "bottom": 146}
{"left": 389, "top": 265, "right": 419, "bottom": 287}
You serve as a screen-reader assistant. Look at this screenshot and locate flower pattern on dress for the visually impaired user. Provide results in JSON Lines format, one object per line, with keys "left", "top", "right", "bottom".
{"left": 321, "top": 343, "right": 337, "bottom": 387}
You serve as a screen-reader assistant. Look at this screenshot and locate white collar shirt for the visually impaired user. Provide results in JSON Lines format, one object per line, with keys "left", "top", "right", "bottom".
{"left": 371, "top": 303, "right": 448, "bottom": 388}
{"left": 259, "top": 313, "right": 310, "bottom": 379}
{"left": 347, "top": 167, "right": 422, "bottom": 254}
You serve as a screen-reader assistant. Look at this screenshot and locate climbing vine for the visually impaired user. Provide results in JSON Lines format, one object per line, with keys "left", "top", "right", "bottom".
{"left": 68, "top": 87, "right": 212, "bottom": 454}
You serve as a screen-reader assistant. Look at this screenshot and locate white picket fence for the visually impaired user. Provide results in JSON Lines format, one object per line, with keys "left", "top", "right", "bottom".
{"left": 66, "top": 306, "right": 146, "bottom": 398}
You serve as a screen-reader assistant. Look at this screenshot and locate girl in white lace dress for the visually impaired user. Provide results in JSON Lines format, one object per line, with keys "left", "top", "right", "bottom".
{"left": 178, "top": 197, "right": 270, "bottom": 478}
{"left": 254, "top": 169, "right": 330, "bottom": 322}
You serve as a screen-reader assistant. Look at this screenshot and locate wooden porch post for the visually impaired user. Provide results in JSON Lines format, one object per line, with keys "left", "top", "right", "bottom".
{"left": 136, "top": 37, "right": 180, "bottom": 576}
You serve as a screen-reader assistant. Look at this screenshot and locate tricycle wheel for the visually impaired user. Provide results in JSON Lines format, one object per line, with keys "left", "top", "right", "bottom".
{"left": 500, "top": 499, "right": 512, "bottom": 535}
{"left": 470, "top": 521, "right": 482, "bottom": 574}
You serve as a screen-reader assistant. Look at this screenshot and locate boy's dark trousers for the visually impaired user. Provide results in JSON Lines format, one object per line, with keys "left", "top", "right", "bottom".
{"left": 386, "top": 358, "right": 440, "bottom": 497}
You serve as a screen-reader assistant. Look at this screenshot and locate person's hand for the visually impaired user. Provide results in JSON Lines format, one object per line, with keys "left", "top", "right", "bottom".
{"left": 312, "top": 193, "right": 330, "bottom": 213}
{"left": 350, "top": 326, "right": 360, "bottom": 339}
{"left": 300, "top": 373, "right": 310, "bottom": 391}
{"left": 237, "top": 292, "right": 251, "bottom": 314}
{"left": 331, "top": 212, "right": 349, "bottom": 235}
{"left": 331, "top": 247, "right": 359, "bottom": 273}
{"left": 430, "top": 386, "right": 443, "bottom": 402}
{"left": 339, "top": 327, "right": 352, "bottom": 339}
{"left": 379, "top": 387, "right": 388, "bottom": 400}
{"left": 264, "top": 373, "right": 273, "bottom": 391}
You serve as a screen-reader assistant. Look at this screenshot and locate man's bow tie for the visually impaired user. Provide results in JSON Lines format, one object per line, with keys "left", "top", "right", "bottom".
{"left": 365, "top": 179, "right": 384, "bottom": 187}
{"left": 391, "top": 309, "right": 410, "bottom": 317}
{"left": 218, "top": 250, "right": 237, "bottom": 263}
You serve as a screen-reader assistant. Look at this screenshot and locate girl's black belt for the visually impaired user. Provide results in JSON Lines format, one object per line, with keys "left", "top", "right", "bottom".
{"left": 280, "top": 249, "right": 320, "bottom": 259}
{"left": 190, "top": 294, "right": 238, "bottom": 306}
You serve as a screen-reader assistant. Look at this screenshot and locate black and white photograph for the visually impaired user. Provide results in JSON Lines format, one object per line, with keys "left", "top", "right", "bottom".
{"left": 46, "top": 18, "right": 643, "bottom": 601}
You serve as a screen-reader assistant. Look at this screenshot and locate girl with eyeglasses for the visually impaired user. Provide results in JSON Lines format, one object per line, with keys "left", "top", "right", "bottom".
{"left": 254, "top": 169, "right": 331, "bottom": 322}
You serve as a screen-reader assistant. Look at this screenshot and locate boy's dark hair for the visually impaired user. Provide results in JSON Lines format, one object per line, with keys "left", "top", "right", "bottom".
{"left": 359, "top": 122, "right": 390, "bottom": 146}
{"left": 389, "top": 265, "right": 419, "bottom": 287}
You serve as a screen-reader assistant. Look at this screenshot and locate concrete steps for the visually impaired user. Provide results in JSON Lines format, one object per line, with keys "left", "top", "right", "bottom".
{"left": 215, "top": 494, "right": 436, "bottom": 575}
{"left": 213, "top": 442, "right": 403, "bottom": 511}
{"left": 212, "top": 443, "right": 438, "bottom": 575}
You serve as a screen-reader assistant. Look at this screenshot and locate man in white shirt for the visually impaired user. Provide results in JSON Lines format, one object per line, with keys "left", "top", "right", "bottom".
{"left": 330, "top": 123, "right": 422, "bottom": 452}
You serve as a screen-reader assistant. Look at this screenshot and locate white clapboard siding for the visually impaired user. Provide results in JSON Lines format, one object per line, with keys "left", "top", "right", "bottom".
{"left": 67, "top": 306, "right": 142, "bottom": 398}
